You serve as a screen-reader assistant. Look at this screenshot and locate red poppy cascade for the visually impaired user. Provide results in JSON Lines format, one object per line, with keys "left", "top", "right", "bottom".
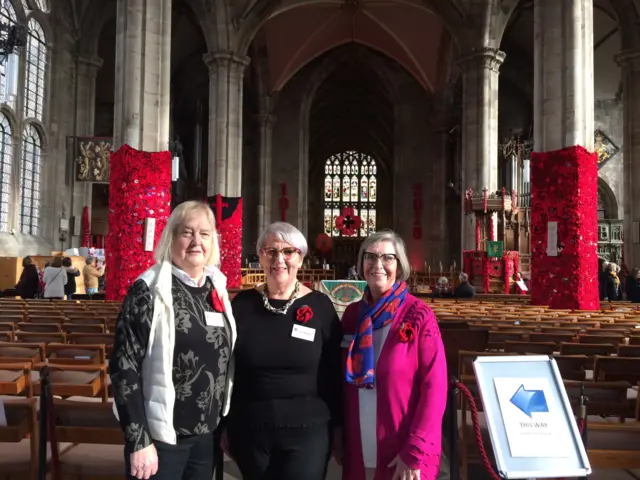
{"left": 335, "top": 207, "right": 362, "bottom": 236}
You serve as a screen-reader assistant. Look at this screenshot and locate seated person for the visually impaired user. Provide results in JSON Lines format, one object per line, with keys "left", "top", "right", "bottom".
{"left": 454, "top": 272, "right": 476, "bottom": 298}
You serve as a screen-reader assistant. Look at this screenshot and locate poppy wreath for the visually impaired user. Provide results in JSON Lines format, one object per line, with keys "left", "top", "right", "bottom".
{"left": 105, "top": 145, "right": 172, "bottom": 301}
{"left": 296, "top": 305, "right": 313, "bottom": 323}
{"left": 530, "top": 146, "right": 600, "bottom": 310}
{"left": 335, "top": 207, "right": 362, "bottom": 236}
{"left": 398, "top": 322, "right": 416, "bottom": 343}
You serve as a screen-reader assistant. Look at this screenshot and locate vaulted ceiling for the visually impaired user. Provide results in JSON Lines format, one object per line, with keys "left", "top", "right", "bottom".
{"left": 256, "top": 2, "right": 453, "bottom": 93}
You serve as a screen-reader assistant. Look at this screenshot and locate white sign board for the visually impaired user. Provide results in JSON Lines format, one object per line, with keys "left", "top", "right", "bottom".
{"left": 546, "top": 222, "right": 558, "bottom": 256}
{"left": 473, "top": 356, "right": 591, "bottom": 479}
{"left": 515, "top": 280, "right": 528, "bottom": 292}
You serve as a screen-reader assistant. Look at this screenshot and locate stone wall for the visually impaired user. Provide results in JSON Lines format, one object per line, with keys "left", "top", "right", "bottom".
{"left": 595, "top": 99, "right": 624, "bottom": 219}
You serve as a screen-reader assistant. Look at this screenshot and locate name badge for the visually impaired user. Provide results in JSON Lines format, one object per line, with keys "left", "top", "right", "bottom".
{"left": 291, "top": 324, "right": 316, "bottom": 342}
{"left": 340, "top": 335, "right": 353, "bottom": 348}
{"left": 205, "top": 311, "right": 225, "bottom": 327}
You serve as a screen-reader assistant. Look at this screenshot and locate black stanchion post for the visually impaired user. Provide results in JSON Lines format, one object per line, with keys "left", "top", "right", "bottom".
{"left": 38, "top": 366, "right": 50, "bottom": 480}
{"left": 449, "top": 377, "right": 460, "bottom": 480}
{"left": 579, "top": 383, "right": 588, "bottom": 480}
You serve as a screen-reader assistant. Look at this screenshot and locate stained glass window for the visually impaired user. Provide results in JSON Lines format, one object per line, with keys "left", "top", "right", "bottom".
{"left": 24, "top": 19, "right": 47, "bottom": 120}
{"left": 323, "top": 151, "right": 377, "bottom": 237}
{"left": 0, "top": 114, "right": 12, "bottom": 232}
{"left": 20, "top": 125, "right": 41, "bottom": 234}
{"left": 0, "top": 2, "right": 17, "bottom": 102}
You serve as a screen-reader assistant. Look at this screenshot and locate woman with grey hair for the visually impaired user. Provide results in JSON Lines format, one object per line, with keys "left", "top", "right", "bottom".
{"left": 340, "top": 230, "right": 447, "bottom": 480}
{"left": 225, "top": 221, "right": 343, "bottom": 480}
{"left": 109, "top": 201, "right": 236, "bottom": 480}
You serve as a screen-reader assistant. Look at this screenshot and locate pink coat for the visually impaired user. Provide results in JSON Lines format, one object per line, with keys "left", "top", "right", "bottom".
{"left": 341, "top": 294, "right": 447, "bottom": 480}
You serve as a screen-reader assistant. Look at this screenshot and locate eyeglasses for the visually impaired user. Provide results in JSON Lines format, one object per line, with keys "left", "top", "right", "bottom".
{"left": 363, "top": 252, "right": 398, "bottom": 265}
{"left": 260, "top": 247, "right": 301, "bottom": 260}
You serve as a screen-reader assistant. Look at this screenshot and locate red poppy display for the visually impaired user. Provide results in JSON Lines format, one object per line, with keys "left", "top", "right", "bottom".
{"left": 296, "top": 305, "right": 314, "bottom": 323}
{"left": 398, "top": 322, "right": 416, "bottom": 343}
{"left": 530, "top": 145, "right": 600, "bottom": 310}
{"left": 335, "top": 207, "right": 362, "bottom": 236}
{"left": 212, "top": 290, "right": 225, "bottom": 313}
{"left": 105, "top": 145, "right": 172, "bottom": 301}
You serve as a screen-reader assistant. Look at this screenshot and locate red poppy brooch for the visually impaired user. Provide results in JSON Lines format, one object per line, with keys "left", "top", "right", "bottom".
{"left": 211, "top": 290, "right": 225, "bottom": 313}
{"left": 398, "top": 322, "right": 416, "bottom": 343}
{"left": 296, "top": 305, "right": 314, "bottom": 323}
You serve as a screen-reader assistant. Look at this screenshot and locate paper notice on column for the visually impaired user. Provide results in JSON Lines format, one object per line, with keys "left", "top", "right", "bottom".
{"left": 547, "top": 221, "right": 558, "bottom": 256}
{"left": 0, "top": 399, "right": 6, "bottom": 426}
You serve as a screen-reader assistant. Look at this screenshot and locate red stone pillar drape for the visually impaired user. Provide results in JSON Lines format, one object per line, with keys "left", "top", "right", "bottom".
{"left": 530, "top": 146, "right": 599, "bottom": 309}
{"left": 105, "top": 145, "right": 172, "bottom": 300}
{"left": 208, "top": 194, "right": 243, "bottom": 289}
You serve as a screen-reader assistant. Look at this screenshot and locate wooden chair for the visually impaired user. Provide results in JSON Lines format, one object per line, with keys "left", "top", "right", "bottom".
{"left": 45, "top": 343, "right": 106, "bottom": 366}
{"left": 0, "top": 342, "right": 45, "bottom": 364}
{"left": 503, "top": 340, "right": 556, "bottom": 355}
{"left": 0, "top": 362, "right": 33, "bottom": 396}
{"left": 0, "top": 398, "right": 38, "bottom": 480}
{"left": 16, "top": 322, "right": 61, "bottom": 333}
{"left": 33, "top": 363, "right": 109, "bottom": 402}
{"left": 552, "top": 355, "right": 588, "bottom": 381}
{"left": 14, "top": 331, "right": 66, "bottom": 344}
{"left": 51, "top": 399, "right": 124, "bottom": 479}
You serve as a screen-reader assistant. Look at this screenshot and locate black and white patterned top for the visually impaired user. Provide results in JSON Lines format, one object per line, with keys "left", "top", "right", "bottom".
{"left": 109, "top": 275, "right": 231, "bottom": 452}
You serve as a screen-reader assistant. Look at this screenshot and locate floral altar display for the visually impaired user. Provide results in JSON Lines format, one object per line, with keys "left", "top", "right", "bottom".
{"left": 530, "top": 145, "right": 599, "bottom": 310}
{"left": 105, "top": 144, "right": 172, "bottom": 301}
{"left": 207, "top": 194, "right": 242, "bottom": 289}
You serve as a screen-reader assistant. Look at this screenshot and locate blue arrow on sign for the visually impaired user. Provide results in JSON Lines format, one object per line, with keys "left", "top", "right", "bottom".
{"left": 509, "top": 384, "right": 549, "bottom": 418}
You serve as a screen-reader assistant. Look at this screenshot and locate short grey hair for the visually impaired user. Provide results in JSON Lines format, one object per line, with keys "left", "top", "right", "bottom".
{"left": 459, "top": 272, "right": 469, "bottom": 282}
{"left": 85, "top": 256, "right": 93, "bottom": 265}
{"left": 257, "top": 222, "right": 308, "bottom": 256}
{"left": 356, "top": 230, "right": 411, "bottom": 282}
{"left": 154, "top": 201, "right": 220, "bottom": 266}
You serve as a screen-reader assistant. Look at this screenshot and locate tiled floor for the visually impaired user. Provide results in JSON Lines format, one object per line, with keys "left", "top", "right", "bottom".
{"left": 224, "top": 460, "right": 640, "bottom": 480}
{"left": 220, "top": 457, "right": 640, "bottom": 479}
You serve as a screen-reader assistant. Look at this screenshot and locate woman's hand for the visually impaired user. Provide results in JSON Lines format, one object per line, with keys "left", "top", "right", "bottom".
{"left": 388, "top": 455, "right": 420, "bottom": 480}
{"left": 129, "top": 444, "right": 158, "bottom": 479}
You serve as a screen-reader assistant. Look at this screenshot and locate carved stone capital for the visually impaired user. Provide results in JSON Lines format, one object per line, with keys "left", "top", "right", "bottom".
{"left": 203, "top": 51, "right": 251, "bottom": 76}
{"left": 615, "top": 49, "right": 640, "bottom": 71}
{"left": 253, "top": 113, "right": 277, "bottom": 128}
{"left": 457, "top": 47, "right": 506, "bottom": 73}
{"left": 77, "top": 56, "right": 104, "bottom": 78}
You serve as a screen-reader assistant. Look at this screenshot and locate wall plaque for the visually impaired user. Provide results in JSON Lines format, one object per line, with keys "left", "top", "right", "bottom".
{"left": 75, "top": 137, "right": 113, "bottom": 182}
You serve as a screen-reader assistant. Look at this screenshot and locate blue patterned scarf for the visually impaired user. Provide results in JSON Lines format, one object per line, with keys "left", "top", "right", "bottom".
{"left": 345, "top": 281, "right": 408, "bottom": 388}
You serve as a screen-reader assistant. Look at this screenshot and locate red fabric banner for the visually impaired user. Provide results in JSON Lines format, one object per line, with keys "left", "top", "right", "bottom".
{"left": 208, "top": 195, "right": 243, "bottom": 289}
{"left": 105, "top": 145, "right": 172, "bottom": 301}
{"left": 530, "top": 145, "right": 599, "bottom": 310}
{"left": 82, "top": 206, "right": 91, "bottom": 248}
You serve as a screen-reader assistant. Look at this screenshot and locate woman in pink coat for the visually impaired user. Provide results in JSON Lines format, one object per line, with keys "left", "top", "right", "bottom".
{"left": 340, "top": 230, "right": 447, "bottom": 480}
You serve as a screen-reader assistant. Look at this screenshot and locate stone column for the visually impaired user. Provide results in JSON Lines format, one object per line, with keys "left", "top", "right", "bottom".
{"left": 113, "top": 0, "right": 171, "bottom": 151}
{"left": 204, "top": 52, "right": 250, "bottom": 197}
{"left": 71, "top": 55, "right": 103, "bottom": 246}
{"left": 254, "top": 113, "right": 276, "bottom": 232}
{"left": 533, "top": 0, "right": 594, "bottom": 151}
{"left": 616, "top": 49, "right": 640, "bottom": 268}
{"left": 457, "top": 47, "right": 505, "bottom": 251}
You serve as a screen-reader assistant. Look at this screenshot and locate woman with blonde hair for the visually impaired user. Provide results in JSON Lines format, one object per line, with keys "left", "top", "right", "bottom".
{"left": 109, "top": 201, "right": 236, "bottom": 480}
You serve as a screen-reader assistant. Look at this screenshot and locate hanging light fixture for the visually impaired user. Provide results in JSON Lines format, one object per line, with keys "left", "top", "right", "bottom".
{"left": 0, "top": 0, "right": 27, "bottom": 66}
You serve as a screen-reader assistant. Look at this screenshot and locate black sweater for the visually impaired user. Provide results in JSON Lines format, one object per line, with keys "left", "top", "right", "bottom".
{"left": 228, "top": 289, "right": 343, "bottom": 429}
